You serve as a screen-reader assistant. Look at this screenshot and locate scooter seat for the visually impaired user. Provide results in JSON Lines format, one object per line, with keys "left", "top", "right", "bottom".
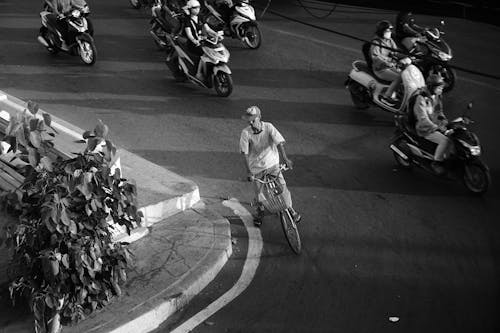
{"left": 353, "top": 60, "right": 392, "bottom": 85}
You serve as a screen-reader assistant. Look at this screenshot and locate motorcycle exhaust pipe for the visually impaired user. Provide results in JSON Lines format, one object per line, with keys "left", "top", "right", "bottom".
{"left": 37, "top": 35, "right": 50, "bottom": 48}
{"left": 390, "top": 144, "right": 409, "bottom": 160}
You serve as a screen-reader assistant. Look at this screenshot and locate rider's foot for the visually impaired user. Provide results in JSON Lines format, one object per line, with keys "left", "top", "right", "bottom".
{"left": 379, "top": 95, "right": 397, "bottom": 107}
{"left": 253, "top": 208, "right": 265, "bottom": 227}
{"left": 292, "top": 211, "right": 302, "bottom": 224}
{"left": 431, "top": 161, "right": 445, "bottom": 175}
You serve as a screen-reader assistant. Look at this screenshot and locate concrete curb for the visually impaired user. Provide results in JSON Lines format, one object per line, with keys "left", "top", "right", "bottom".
{"left": 65, "top": 201, "right": 233, "bottom": 333}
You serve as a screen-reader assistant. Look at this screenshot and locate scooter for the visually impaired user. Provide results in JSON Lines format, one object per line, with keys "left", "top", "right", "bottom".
{"left": 390, "top": 103, "right": 491, "bottom": 194}
{"left": 203, "top": 0, "right": 261, "bottom": 49}
{"left": 149, "top": 0, "right": 184, "bottom": 50}
{"left": 38, "top": 5, "right": 96, "bottom": 65}
{"left": 129, "top": 0, "right": 154, "bottom": 9}
{"left": 396, "top": 22, "right": 456, "bottom": 92}
{"left": 165, "top": 31, "right": 233, "bottom": 97}
{"left": 345, "top": 41, "right": 425, "bottom": 113}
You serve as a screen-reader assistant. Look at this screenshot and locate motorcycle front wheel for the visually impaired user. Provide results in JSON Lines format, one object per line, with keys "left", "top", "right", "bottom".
{"left": 242, "top": 23, "right": 262, "bottom": 49}
{"left": 213, "top": 71, "right": 233, "bottom": 97}
{"left": 463, "top": 161, "right": 490, "bottom": 195}
{"left": 78, "top": 38, "right": 97, "bottom": 65}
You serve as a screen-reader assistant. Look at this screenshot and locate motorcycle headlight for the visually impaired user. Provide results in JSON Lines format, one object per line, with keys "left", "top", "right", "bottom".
{"left": 459, "top": 139, "right": 481, "bottom": 156}
{"left": 71, "top": 9, "right": 81, "bottom": 18}
{"left": 438, "top": 51, "right": 452, "bottom": 61}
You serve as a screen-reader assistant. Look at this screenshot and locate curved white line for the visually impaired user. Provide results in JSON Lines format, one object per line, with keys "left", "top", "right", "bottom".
{"left": 170, "top": 198, "right": 262, "bottom": 333}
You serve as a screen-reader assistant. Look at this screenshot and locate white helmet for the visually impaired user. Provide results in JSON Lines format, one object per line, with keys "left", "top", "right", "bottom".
{"left": 186, "top": 0, "right": 201, "bottom": 9}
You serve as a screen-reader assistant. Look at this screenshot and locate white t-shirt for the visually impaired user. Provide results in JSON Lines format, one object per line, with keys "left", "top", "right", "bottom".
{"left": 239, "top": 122, "right": 285, "bottom": 174}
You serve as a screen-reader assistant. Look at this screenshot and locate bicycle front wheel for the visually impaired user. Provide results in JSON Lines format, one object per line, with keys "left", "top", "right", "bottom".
{"left": 280, "top": 209, "right": 302, "bottom": 255}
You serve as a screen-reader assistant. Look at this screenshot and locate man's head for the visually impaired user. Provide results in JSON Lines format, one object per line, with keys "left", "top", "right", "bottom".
{"left": 427, "top": 73, "right": 445, "bottom": 95}
{"left": 376, "top": 20, "right": 393, "bottom": 39}
{"left": 186, "top": 0, "right": 200, "bottom": 15}
{"left": 242, "top": 106, "right": 262, "bottom": 132}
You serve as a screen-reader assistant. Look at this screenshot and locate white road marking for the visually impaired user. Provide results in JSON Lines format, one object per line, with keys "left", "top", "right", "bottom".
{"left": 170, "top": 198, "right": 263, "bottom": 333}
{"left": 266, "top": 26, "right": 361, "bottom": 54}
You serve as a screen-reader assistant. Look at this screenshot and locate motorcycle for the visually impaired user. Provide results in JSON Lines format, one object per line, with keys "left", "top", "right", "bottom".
{"left": 345, "top": 41, "right": 426, "bottom": 113}
{"left": 203, "top": 0, "right": 261, "bottom": 49}
{"left": 164, "top": 31, "right": 233, "bottom": 97}
{"left": 396, "top": 21, "right": 456, "bottom": 93}
{"left": 38, "top": 5, "right": 96, "bottom": 65}
{"left": 149, "top": 0, "right": 184, "bottom": 50}
{"left": 129, "top": 0, "right": 154, "bottom": 9}
{"left": 390, "top": 103, "right": 491, "bottom": 194}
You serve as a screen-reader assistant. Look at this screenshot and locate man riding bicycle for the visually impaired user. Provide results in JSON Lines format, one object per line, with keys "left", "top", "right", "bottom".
{"left": 239, "top": 106, "right": 301, "bottom": 227}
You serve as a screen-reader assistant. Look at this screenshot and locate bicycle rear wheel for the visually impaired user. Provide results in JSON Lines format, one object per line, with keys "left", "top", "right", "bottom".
{"left": 280, "top": 209, "right": 302, "bottom": 255}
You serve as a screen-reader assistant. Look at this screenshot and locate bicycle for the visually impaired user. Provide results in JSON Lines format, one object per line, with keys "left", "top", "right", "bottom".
{"left": 252, "top": 164, "right": 302, "bottom": 255}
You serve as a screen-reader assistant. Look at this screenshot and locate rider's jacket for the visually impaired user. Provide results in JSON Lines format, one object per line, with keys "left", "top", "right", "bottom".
{"left": 413, "top": 93, "right": 446, "bottom": 137}
{"left": 370, "top": 37, "right": 400, "bottom": 72}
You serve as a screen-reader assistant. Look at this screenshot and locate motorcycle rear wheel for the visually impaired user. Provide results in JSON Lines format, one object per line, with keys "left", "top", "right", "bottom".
{"left": 463, "top": 161, "right": 490, "bottom": 195}
{"left": 347, "top": 79, "right": 370, "bottom": 109}
{"left": 242, "top": 24, "right": 262, "bottom": 49}
{"left": 214, "top": 71, "right": 233, "bottom": 97}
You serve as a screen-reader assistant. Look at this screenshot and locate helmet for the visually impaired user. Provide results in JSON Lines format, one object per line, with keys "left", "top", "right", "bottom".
{"left": 186, "top": 0, "right": 200, "bottom": 9}
{"left": 375, "top": 20, "right": 393, "bottom": 38}
{"left": 426, "top": 73, "right": 445, "bottom": 88}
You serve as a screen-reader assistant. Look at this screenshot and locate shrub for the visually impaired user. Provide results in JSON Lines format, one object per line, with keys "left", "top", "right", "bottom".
{"left": 0, "top": 101, "right": 142, "bottom": 333}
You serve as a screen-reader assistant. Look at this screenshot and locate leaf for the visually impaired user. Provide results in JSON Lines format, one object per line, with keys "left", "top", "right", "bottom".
{"left": 30, "top": 118, "right": 39, "bottom": 131}
{"left": 82, "top": 130, "right": 93, "bottom": 139}
{"left": 27, "top": 100, "right": 39, "bottom": 114}
{"left": 69, "top": 220, "right": 78, "bottom": 234}
{"left": 62, "top": 254, "right": 70, "bottom": 269}
{"left": 87, "top": 137, "right": 98, "bottom": 152}
{"left": 94, "top": 120, "right": 109, "bottom": 138}
{"left": 29, "top": 131, "right": 42, "bottom": 148}
{"left": 40, "top": 156, "right": 53, "bottom": 172}
{"left": 27, "top": 146, "right": 39, "bottom": 167}
{"left": 42, "top": 113, "right": 51, "bottom": 127}
{"left": 60, "top": 208, "right": 71, "bottom": 226}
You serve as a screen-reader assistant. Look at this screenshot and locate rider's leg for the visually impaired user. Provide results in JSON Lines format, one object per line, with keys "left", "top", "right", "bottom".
{"left": 425, "top": 131, "right": 451, "bottom": 161}
{"left": 252, "top": 169, "right": 266, "bottom": 226}
{"left": 195, "top": 55, "right": 208, "bottom": 80}
{"left": 271, "top": 165, "right": 301, "bottom": 223}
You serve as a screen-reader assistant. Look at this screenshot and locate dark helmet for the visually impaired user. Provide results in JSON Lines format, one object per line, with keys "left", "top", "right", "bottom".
{"left": 375, "top": 20, "right": 393, "bottom": 38}
{"left": 427, "top": 73, "right": 445, "bottom": 89}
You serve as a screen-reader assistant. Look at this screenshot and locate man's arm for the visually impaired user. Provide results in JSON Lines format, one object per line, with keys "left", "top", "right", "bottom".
{"left": 277, "top": 142, "right": 293, "bottom": 170}
{"left": 242, "top": 153, "right": 253, "bottom": 181}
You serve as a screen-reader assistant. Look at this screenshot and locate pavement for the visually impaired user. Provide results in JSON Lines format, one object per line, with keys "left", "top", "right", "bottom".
{"left": 0, "top": 91, "right": 233, "bottom": 333}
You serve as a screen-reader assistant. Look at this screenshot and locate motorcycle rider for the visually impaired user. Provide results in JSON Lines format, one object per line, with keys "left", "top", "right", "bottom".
{"left": 182, "top": 0, "right": 217, "bottom": 81}
{"left": 39, "top": 0, "right": 91, "bottom": 50}
{"left": 370, "top": 20, "right": 407, "bottom": 107}
{"left": 205, "top": 0, "right": 233, "bottom": 24}
{"left": 411, "top": 73, "right": 450, "bottom": 173}
{"left": 240, "top": 106, "right": 301, "bottom": 227}
{"left": 395, "top": 11, "right": 426, "bottom": 54}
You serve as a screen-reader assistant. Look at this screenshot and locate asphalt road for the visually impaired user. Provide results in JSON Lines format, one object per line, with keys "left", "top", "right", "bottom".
{"left": 1, "top": 0, "right": 499, "bottom": 332}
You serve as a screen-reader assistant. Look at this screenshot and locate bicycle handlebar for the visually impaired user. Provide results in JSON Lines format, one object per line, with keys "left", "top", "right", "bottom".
{"left": 251, "top": 164, "right": 289, "bottom": 184}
